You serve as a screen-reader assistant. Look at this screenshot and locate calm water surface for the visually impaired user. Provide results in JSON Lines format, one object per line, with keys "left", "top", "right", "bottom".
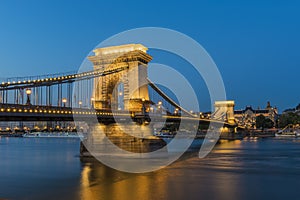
{"left": 0, "top": 137, "right": 300, "bottom": 200}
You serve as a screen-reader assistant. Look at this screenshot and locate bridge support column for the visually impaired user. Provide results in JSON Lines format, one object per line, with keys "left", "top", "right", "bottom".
{"left": 80, "top": 123, "right": 166, "bottom": 157}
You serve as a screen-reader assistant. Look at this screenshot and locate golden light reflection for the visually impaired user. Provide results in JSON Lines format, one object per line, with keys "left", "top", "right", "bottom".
{"left": 80, "top": 165, "right": 94, "bottom": 200}
{"left": 214, "top": 140, "right": 243, "bottom": 154}
{"left": 81, "top": 165, "right": 91, "bottom": 187}
{"left": 79, "top": 161, "right": 168, "bottom": 200}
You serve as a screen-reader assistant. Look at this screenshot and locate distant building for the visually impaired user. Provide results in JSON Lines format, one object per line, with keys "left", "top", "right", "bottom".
{"left": 234, "top": 102, "right": 278, "bottom": 129}
{"left": 0, "top": 121, "right": 35, "bottom": 132}
{"left": 282, "top": 103, "right": 300, "bottom": 115}
{"left": 0, "top": 121, "right": 78, "bottom": 132}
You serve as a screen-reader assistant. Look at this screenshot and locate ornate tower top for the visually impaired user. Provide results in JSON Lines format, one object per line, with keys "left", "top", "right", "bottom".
{"left": 89, "top": 44, "right": 152, "bottom": 66}
{"left": 266, "top": 101, "right": 271, "bottom": 109}
{"left": 214, "top": 100, "right": 235, "bottom": 107}
{"left": 93, "top": 44, "right": 148, "bottom": 56}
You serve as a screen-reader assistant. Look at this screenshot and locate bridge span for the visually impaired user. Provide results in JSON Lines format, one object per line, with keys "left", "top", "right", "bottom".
{"left": 0, "top": 44, "right": 239, "bottom": 133}
{"left": 0, "top": 103, "right": 236, "bottom": 129}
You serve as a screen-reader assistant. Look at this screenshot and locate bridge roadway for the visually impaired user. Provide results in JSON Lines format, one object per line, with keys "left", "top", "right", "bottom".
{"left": 0, "top": 103, "right": 234, "bottom": 127}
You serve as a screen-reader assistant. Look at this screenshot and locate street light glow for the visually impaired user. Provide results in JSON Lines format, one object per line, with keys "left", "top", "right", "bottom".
{"left": 26, "top": 88, "right": 32, "bottom": 95}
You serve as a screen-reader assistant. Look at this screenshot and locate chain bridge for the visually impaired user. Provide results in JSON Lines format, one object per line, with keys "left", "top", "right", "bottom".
{"left": 0, "top": 44, "right": 237, "bottom": 130}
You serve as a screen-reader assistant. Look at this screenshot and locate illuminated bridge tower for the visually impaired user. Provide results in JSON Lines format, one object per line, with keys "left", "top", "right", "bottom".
{"left": 214, "top": 100, "right": 235, "bottom": 125}
{"left": 88, "top": 44, "right": 152, "bottom": 112}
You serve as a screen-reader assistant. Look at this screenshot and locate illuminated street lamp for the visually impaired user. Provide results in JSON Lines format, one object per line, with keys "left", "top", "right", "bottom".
{"left": 141, "top": 97, "right": 146, "bottom": 114}
{"left": 79, "top": 101, "right": 82, "bottom": 108}
{"left": 200, "top": 112, "right": 203, "bottom": 118}
{"left": 62, "top": 98, "right": 67, "bottom": 107}
{"left": 91, "top": 97, "right": 95, "bottom": 108}
{"left": 157, "top": 101, "right": 163, "bottom": 113}
{"left": 174, "top": 108, "right": 179, "bottom": 115}
{"left": 26, "top": 88, "right": 32, "bottom": 105}
{"left": 150, "top": 107, "right": 154, "bottom": 112}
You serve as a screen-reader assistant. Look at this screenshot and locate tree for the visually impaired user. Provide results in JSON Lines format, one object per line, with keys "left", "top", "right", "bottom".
{"left": 264, "top": 118, "right": 274, "bottom": 129}
{"left": 256, "top": 114, "right": 274, "bottom": 130}
{"left": 278, "top": 112, "right": 300, "bottom": 128}
{"left": 256, "top": 115, "right": 265, "bottom": 130}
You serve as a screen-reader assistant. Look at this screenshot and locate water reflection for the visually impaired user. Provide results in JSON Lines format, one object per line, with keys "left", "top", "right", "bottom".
{"left": 1, "top": 137, "right": 300, "bottom": 199}
{"left": 78, "top": 138, "right": 300, "bottom": 200}
{"left": 79, "top": 157, "right": 168, "bottom": 200}
{"left": 78, "top": 152, "right": 246, "bottom": 200}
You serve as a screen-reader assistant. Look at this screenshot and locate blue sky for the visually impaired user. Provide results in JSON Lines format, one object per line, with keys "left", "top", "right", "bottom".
{"left": 0, "top": 0, "right": 299, "bottom": 112}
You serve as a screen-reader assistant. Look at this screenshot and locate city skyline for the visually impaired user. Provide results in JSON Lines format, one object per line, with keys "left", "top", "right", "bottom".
{"left": 0, "top": 1, "right": 299, "bottom": 112}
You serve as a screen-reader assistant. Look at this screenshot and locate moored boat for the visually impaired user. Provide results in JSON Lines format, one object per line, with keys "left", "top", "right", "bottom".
{"left": 275, "top": 124, "right": 300, "bottom": 137}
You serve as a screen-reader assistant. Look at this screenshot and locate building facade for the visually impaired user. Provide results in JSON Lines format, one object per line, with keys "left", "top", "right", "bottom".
{"left": 234, "top": 102, "right": 278, "bottom": 129}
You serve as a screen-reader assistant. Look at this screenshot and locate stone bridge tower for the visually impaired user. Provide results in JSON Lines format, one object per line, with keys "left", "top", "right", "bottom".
{"left": 88, "top": 44, "right": 152, "bottom": 112}
{"left": 214, "top": 100, "right": 235, "bottom": 124}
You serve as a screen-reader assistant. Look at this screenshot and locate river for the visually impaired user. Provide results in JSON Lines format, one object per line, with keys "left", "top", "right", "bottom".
{"left": 0, "top": 137, "right": 300, "bottom": 200}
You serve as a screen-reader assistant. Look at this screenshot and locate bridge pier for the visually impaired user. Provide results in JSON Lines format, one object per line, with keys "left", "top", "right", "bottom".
{"left": 80, "top": 123, "right": 166, "bottom": 157}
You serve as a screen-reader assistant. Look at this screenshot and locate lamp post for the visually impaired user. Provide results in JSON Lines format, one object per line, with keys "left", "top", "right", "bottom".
{"left": 141, "top": 98, "right": 146, "bottom": 114}
{"left": 79, "top": 101, "right": 82, "bottom": 108}
{"left": 91, "top": 97, "right": 95, "bottom": 109}
{"left": 200, "top": 112, "right": 203, "bottom": 118}
{"left": 26, "top": 88, "right": 32, "bottom": 105}
{"left": 150, "top": 107, "right": 154, "bottom": 113}
{"left": 174, "top": 108, "right": 179, "bottom": 115}
{"left": 62, "top": 98, "right": 67, "bottom": 107}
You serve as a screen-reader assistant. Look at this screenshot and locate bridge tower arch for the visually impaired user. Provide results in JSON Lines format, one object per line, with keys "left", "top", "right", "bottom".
{"left": 88, "top": 44, "right": 152, "bottom": 112}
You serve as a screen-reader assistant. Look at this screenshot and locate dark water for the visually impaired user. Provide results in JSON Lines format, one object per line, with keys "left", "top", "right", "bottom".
{"left": 0, "top": 137, "right": 300, "bottom": 200}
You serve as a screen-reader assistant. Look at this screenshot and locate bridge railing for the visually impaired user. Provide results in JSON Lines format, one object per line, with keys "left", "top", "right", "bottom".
{"left": 0, "top": 103, "right": 141, "bottom": 117}
{"left": 1, "top": 71, "right": 77, "bottom": 85}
